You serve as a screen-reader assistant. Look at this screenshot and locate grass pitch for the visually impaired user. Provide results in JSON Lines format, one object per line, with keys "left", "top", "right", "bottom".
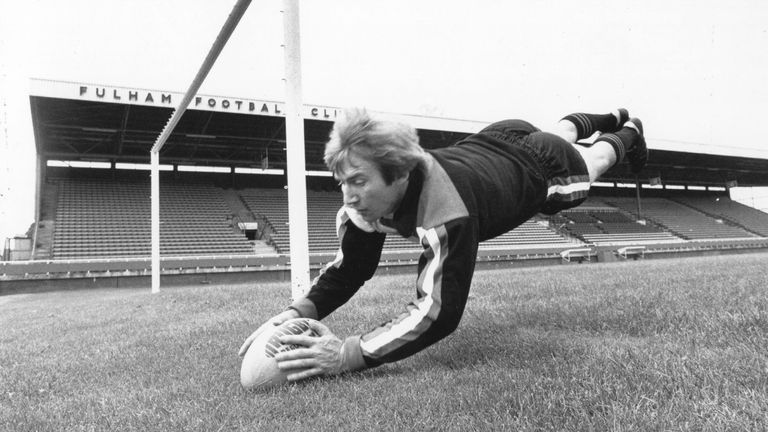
{"left": 1, "top": 252, "right": 767, "bottom": 431}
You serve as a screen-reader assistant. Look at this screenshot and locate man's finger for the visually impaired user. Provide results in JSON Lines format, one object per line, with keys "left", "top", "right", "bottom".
{"left": 237, "top": 340, "right": 251, "bottom": 357}
{"left": 237, "top": 325, "right": 268, "bottom": 356}
{"left": 286, "top": 367, "right": 323, "bottom": 382}
{"left": 237, "top": 333, "right": 260, "bottom": 356}
{"left": 274, "top": 346, "right": 315, "bottom": 362}
{"left": 279, "top": 334, "right": 318, "bottom": 347}
{"left": 277, "top": 357, "right": 316, "bottom": 371}
{"left": 306, "top": 320, "right": 332, "bottom": 336}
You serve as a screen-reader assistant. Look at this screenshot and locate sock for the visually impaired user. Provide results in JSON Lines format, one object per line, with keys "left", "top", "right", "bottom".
{"left": 561, "top": 109, "right": 627, "bottom": 140}
{"left": 594, "top": 127, "right": 637, "bottom": 166}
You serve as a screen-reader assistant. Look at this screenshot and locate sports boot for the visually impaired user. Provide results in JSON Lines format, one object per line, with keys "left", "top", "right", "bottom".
{"left": 624, "top": 117, "right": 648, "bottom": 173}
{"left": 613, "top": 108, "right": 630, "bottom": 132}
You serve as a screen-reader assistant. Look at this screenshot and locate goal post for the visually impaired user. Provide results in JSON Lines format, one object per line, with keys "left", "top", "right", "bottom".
{"left": 282, "top": 0, "right": 311, "bottom": 300}
{"left": 150, "top": 151, "right": 160, "bottom": 293}
{"left": 149, "top": 0, "right": 312, "bottom": 298}
{"left": 150, "top": 0, "right": 252, "bottom": 293}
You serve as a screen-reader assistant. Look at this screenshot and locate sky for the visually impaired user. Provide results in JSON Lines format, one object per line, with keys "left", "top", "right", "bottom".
{"left": 2, "top": 0, "right": 768, "bottom": 241}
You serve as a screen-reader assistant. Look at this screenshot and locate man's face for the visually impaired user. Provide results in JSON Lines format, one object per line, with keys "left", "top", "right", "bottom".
{"left": 335, "top": 152, "right": 408, "bottom": 222}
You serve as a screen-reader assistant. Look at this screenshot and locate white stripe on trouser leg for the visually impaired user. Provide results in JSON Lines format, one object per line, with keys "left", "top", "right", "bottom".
{"left": 547, "top": 181, "right": 591, "bottom": 199}
{"left": 360, "top": 227, "right": 440, "bottom": 354}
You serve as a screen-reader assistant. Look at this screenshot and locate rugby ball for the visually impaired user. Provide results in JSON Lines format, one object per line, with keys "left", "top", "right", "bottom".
{"left": 240, "top": 318, "right": 318, "bottom": 391}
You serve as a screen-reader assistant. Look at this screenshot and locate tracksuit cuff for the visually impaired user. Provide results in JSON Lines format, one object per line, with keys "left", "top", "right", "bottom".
{"left": 340, "top": 335, "right": 368, "bottom": 373}
{"left": 287, "top": 298, "right": 318, "bottom": 320}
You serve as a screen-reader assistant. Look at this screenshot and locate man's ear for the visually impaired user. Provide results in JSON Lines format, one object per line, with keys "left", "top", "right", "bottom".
{"left": 393, "top": 171, "right": 409, "bottom": 186}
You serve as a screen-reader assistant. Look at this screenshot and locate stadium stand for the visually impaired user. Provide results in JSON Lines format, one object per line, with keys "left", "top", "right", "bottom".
{"left": 239, "top": 189, "right": 292, "bottom": 253}
{"left": 41, "top": 174, "right": 768, "bottom": 263}
{"left": 51, "top": 178, "right": 255, "bottom": 259}
{"left": 9, "top": 79, "right": 766, "bottom": 287}
{"left": 604, "top": 196, "right": 758, "bottom": 240}
{"left": 240, "top": 189, "right": 425, "bottom": 253}
{"left": 8, "top": 177, "right": 768, "bottom": 285}
{"left": 478, "top": 219, "right": 575, "bottom": 249}
{"left": 30, "top": 182, "right": 59, "bottom": 260}
{"left": 240, "top": 189, "right": 575, "bottom": 253}
{"left": 29, "top": 178, "right": 768, "bottom": 268}
{"left": 552, "top": 202, "right": 682, "bottom": 245}
{"left": 671, "top": 195, "right": 768, "bottom": 237}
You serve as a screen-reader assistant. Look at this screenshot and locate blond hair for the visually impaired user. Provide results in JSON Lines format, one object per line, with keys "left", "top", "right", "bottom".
{"left": 325, "top": 108, "right": 426, "bottom": 184}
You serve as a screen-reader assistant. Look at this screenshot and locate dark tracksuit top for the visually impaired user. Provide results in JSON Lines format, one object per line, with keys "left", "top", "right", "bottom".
{"left": 289, "top": 119, "right": 591, "bottom": 371}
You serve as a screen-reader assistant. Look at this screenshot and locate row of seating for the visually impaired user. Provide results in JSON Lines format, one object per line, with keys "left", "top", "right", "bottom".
{"left": 47, "top": 177, "right": 768, "bottom": 259}
{"left": 550, "top": 206, "right": 678, "bottom": 245}
{"left": 52, "top": 179, "right": 254, "bottom": 259}
{"left": 605, "top": 197, "right": 757, "bottom": 240}
{"left": 672, "top": 195, "right": 768, "bottom": 237}
{"left": 240, "top": 189, "right": 573, "bottom": 253}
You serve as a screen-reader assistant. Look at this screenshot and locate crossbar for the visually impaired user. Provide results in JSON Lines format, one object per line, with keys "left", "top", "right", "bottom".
{"left": 150, "top": 0, "right": 251, "bottom": 153}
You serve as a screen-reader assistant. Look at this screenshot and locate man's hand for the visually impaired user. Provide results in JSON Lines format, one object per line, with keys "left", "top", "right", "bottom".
{"left": 237, "top": 309, "right": 300, "bottom": 357}
{"left": 274, "top": 321, "right": 343, "bottom": 382}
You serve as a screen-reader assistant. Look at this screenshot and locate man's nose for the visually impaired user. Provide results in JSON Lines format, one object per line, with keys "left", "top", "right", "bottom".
{"left": 342, "top": 185, "right": 359, "bottom": 206}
